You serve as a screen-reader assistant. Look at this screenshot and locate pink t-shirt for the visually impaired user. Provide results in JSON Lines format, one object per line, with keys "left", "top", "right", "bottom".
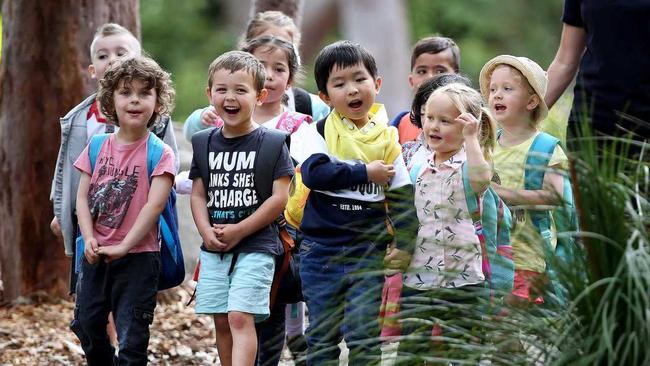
{"left": 74, "top": 133, "right": 176, "bottom": 253}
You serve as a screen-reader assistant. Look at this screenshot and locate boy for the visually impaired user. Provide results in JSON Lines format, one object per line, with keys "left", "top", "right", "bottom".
{"left": 390, "top": 36, "right": 460, "bottom": 144}
{"left": 479, "top": 55, "right": 568, "bottom": 304}
{"left": 291, "top": 40, "right": 415, "bottom": 365}
{"left": 72, "top": 56, "right": 176, "bottom": 365}
{"left": 50, "top": 23, "right": 179, "bottom": 273}
{"left": 189, "top": 51, "right": 293, "bottom": 366}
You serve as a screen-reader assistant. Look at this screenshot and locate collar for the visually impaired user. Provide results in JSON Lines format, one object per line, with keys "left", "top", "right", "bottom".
{"left": 429, "top": 146, "right": 466, "bottom": 171}
{"left": 87, "top": 101, "right": 107, "bottom": 123}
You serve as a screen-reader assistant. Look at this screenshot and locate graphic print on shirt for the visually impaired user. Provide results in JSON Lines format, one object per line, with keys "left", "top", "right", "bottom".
{"left": 206, "top": 150, "right": 259, "bottom": 223}
{"left": 88, "top": 156, "right": 141, "bottom": 229}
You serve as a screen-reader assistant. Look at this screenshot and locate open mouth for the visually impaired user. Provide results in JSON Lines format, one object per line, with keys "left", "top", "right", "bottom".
{"left": 494, "top": 104, "right": 507, "bottom": 112}
{"left": 348, "top": 100, "right": 363, "bottom": 109}
{"left": 127, "top": 110, "right": 142, "bottom": 117}
{"left": 223, "top": 106, "right": 240, "bottom": 115}
{"left": 429, "top": 134, "right": 442, "bottom": 142}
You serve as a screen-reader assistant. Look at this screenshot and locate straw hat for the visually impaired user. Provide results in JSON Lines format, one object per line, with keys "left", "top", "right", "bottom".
{"left": 479, "top": 55, "right": 548, "bottom": 123}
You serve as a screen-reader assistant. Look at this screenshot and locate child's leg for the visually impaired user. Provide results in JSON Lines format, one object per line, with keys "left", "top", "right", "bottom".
{"left": 107, "top": 312, "right": 118, "bottom": 348}
{"left": 342, "top": 241, "right": 384, "bottom": 365}
{"left": 70, "top": 257, "right": 114, "bottom": 365}
{"left": 285, "top": 302, "right": 307, "bottom": 364}
{"left": 255, "top": 300, "right": 286, "bottom": 366}
{"left": 110, "top": 252, "right": 159, "bottom": 365}
{"left": 299, "top": 239, "right": 346, "bottom": 365}
{"left": 229, "top": 311, "right": 257, "bottom": 366}
{"left": 213, "top": 314, "right": 233, "bottom": 366}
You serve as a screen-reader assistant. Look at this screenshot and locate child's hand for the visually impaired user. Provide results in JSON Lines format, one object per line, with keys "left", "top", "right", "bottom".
{"left": 366, "top": 160, "right": 395, "bottom": 185}
{"left": 456, "top": 112, "right": 480, "bottom": 139}
{"left": 83, "top": 237, "right": 100, "bottom": 264}
{"left": 200, "top": 226, "right": 227, "bottom": 252}
{"left": 50, "top": 216, "right": 63, "bottom": 241}
{"left": 213, "top": 223, "right": 245, "bottom": 251}
{"left": 201, "top": 106, "right": 219, "bottom": 127}
{"left": 97, "top": 244, "right": 129, "bottom": 262}
{"left": 384, "top": 248, "right": 412, "bottom": 271}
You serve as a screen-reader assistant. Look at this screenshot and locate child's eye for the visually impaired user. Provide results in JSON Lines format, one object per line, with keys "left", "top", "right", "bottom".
{"left": 333, "top": 83, "right": 344, "bottom": 88}
{"left": 97, "top": 54, "right": 107, "bottom": 60}
{"left": 216, "top": 88, "right": 227, "bottom": 93}
{"left": 276, "top": 67, "right": 286, "bottom": 73}
{"left": 435, "top": 68, "right": 447, "bottom": 74}
{"left": 237, "top": 88, "right": 247, "bottom": 94}
{"left": 119, "top": 89, "right": 130, "bottom": 95}
{"left": 356, "top": 77, "right": 367, "bottom": 83}
{"left": 417, "top": 70, "right": 427, "bottom": 75}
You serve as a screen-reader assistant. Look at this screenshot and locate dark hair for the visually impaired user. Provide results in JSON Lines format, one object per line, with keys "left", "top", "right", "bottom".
{"left": 410, "top": 36, "right": 460, "bottom": 72}
{"left": 98, "top": 57, "right": 175, "bottom": 128}
{"left": 207, "top": 50, "right": 266, "bottom": 93}
{"left": 314, "top": 40, "right": 377, "bottom": 95}
{"left": 240, "top": 35, "right": 302, "bottom": 84}
{"left": 410, "top": 73, "right": 472, "bottom": 128}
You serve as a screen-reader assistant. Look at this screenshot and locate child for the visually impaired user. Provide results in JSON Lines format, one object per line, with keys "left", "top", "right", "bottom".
{"left": 398, "top": 83, "right": 497, "bottom": 363}
{"left": 50, "top": 22, "right": 179, "bottom": 274}
{"left": 189, "top": 51, "right": 294, "bottom": 366}
{"left": 184, "top": 10, "right": 329, "bottom": 141}
{"left": 290, "top": 40, "right": 416, "bottom": 364}
{"left": 479, "top": 55, "right": 568, "bottom": 304}
{"left": 390, "top": 36, "right": 460, "bottom": 144}
{"left": 71, "top": 56, "right": 176, "bottom": 364}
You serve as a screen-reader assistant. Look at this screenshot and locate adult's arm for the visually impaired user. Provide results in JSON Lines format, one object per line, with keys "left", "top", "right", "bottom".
{"left": 545, "top": 23, "right": 587, "bottom": 109}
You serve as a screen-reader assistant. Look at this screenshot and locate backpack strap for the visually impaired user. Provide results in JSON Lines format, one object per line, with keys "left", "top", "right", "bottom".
{"left": 190, "top": 127, "right": 217, "bottom": 192}
{"left": 88, "top": 134, "right": 111, "bottom": 171}
{"left": 253, "top": 128, "right": 291, "bottom": 202}
{"left": 146, "top": 132, "right": 165, "bottom": 179}
{"left": 293, "top": 87, "right": 313, "bottom": 117}
{"left": 315, "top": 117, "right": 327, "bottom": 138}
{"left": 524, "top": 132, "right": 559, "bottom": 190}
{"left": 389, "top": 110, "right": 410, "bottom": 128}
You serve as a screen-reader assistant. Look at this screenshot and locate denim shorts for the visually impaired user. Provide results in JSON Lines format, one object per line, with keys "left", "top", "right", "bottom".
{"left": 195, "top": 251, "right": 275, "bottom": 322}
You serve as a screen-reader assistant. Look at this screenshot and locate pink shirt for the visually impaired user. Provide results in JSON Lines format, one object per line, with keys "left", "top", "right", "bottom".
{"left": 74, "top": 133, "right": 176, "bottom": 253}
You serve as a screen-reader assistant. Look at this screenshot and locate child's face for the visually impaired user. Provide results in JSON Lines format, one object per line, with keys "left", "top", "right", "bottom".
{"left": 423, "top": 93, "right": 464, "bottom": 156}
{"left": 89, "top": 34, "right": 140, "bottom": 81}
{"left": 320, "top": 63, "right": 381, "bottom": 128}
{"left": 206, "top": 69, "right": 266, "bottom": 129}
{"left": 254, "top": 47, "right": 291, "bottom": 105}
{"left": 487, "top": 66, "right": 538, "bottom": 127}
{"left": 256, "top": 25, "right": 294, "bottom": 44}
{"left": 408, "top": 50, "right": 456, "bottom": 91}
{"left": 113, "top": 78, "right": 159, "bottom": 131}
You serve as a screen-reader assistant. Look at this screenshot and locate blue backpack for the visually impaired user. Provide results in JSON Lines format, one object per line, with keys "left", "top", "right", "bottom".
{"left": 408, "top": 162, "right": 515, "bottom": 298}
{"left": 74, "top": 133, "right": 185, "bottom": 291}
{"left": 523, "top": 132, "right": 578, "bottom": 301}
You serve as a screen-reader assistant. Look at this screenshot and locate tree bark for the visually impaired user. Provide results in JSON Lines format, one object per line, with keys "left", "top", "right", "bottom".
{"left": 0, "top": 0, "right": 139, "bottom": 302}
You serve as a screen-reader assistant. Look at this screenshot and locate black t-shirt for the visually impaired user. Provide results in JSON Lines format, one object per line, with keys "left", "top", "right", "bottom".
{"left": 563, "top": 0, "right": 650, "bottom": 136}
{"left": 189, "top": 127, "right": 294, "bottom": 255}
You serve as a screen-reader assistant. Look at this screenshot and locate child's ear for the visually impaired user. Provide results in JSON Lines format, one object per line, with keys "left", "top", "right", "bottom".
{"left": 205, "top": 86, "right": 212, "bottom": 102}
{"left": 257, "top": 88, "right": 269, "bottom": 105}
{"left": 319, "top": 91, "right": 332, "bottom": 107}
{"left": 88, "top": 64, "right": 97, "bottom": 80}
{"left": 374, "top": 76, "right": 383, "bottom": 94}
{"left": 408, "top": 73, "right": 415, "bottom": 89}
{"left": 527, "top": 94, "right": 540, "bottom": 111}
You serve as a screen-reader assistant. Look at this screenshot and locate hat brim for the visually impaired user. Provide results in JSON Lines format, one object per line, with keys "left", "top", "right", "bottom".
{"left": 479, "top": 55, "right": 548, "bottom": 123}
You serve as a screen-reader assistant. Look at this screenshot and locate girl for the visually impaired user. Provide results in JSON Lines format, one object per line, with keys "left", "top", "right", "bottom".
{"left": 396, "top": 83, "right": 497, "bottom": 363}
{"left": 183, "top": 10, "right": 329, "bottom": 141}
{"left": 71, "top": 56, "right": 176, "bottom": 364}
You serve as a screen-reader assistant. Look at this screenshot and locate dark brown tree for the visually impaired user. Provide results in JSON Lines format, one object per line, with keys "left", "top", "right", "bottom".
{"left": 0, "top": 0, "right": 140, "bottom": 302}
{"left": 251, "top": 0, "right": 304, "bottom": 25}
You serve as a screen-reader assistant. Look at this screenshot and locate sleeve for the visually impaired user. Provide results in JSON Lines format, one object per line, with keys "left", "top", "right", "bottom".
{"left": 73, "top": 145, "right": 92, "bottom": 175}
{"left": 301, "top": 153, "right": 368, "bottom": 191}
{"left": 152, "top": 145, "right": 177, "bottom": 178}
{"left": 309, "top": 93, "right": 331, "bottom": 121}
{"left": 183, "top": 107, "right": 211, "bottom": 142}
{"left": 562, "top": 0, "right": 584, "bottom": 27}
{"left": 549, "top": 144, "right": 569, "bottom": 170}
{"left": 272, "top": 144, "right": 295, "bottom": 181}
{"left": 385, "top": 154, "right": 417, "bottom": 251}
{"left": 161, "top": 119, "right": 180, "bottom": 174}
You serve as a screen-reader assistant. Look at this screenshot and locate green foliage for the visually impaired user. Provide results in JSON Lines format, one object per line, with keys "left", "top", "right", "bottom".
{"left": 141, "top": 0, "right": 235, "bottom": 121}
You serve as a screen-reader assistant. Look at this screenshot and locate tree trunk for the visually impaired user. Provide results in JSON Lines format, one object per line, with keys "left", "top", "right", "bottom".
{"left": 337, "top": 0, "right": 411, "bottom": 117}
{"left": 0, "top": 0, "right": 139, "bottom": 302}
{"left": 251, "top": 0, "right": 304, "bottom": 26}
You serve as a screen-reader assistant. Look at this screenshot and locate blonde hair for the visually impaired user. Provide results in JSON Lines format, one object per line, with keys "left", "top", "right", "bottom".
{"left": 491, "top": 64, "right": 542, "bottom": 127}
{"left": 428, "top": 83, "right": 497, "bottom": 161}
{"left": 98, "top": 57, "right": 175, "bottom": 128}
{"left": 242, "top": 11, "right": 301, "bottom": 49}
{"left": 89, "top": 23, "right": 141, "bottom": 58}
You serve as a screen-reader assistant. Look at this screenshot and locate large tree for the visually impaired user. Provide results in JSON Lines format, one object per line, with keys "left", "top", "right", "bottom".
{"left": 0, "top": 0, "right": 140, "bottom": 302}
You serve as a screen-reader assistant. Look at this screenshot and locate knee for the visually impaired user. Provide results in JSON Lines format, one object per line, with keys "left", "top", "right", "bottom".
{"left": 228, "top": 311, "right": 254, "bottom": 331}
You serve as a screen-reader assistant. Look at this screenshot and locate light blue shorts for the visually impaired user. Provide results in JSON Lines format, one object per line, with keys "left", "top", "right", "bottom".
{"left": 195, "top": 251, "right": 275, "bottom": 322}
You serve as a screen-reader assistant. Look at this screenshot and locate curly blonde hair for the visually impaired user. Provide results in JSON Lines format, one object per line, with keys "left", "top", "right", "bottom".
{"left": 428, "top": 83, "right": 498, "bottom": 161}
{"left": 97, "top": 57, "right": 175, "bottom": 128}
